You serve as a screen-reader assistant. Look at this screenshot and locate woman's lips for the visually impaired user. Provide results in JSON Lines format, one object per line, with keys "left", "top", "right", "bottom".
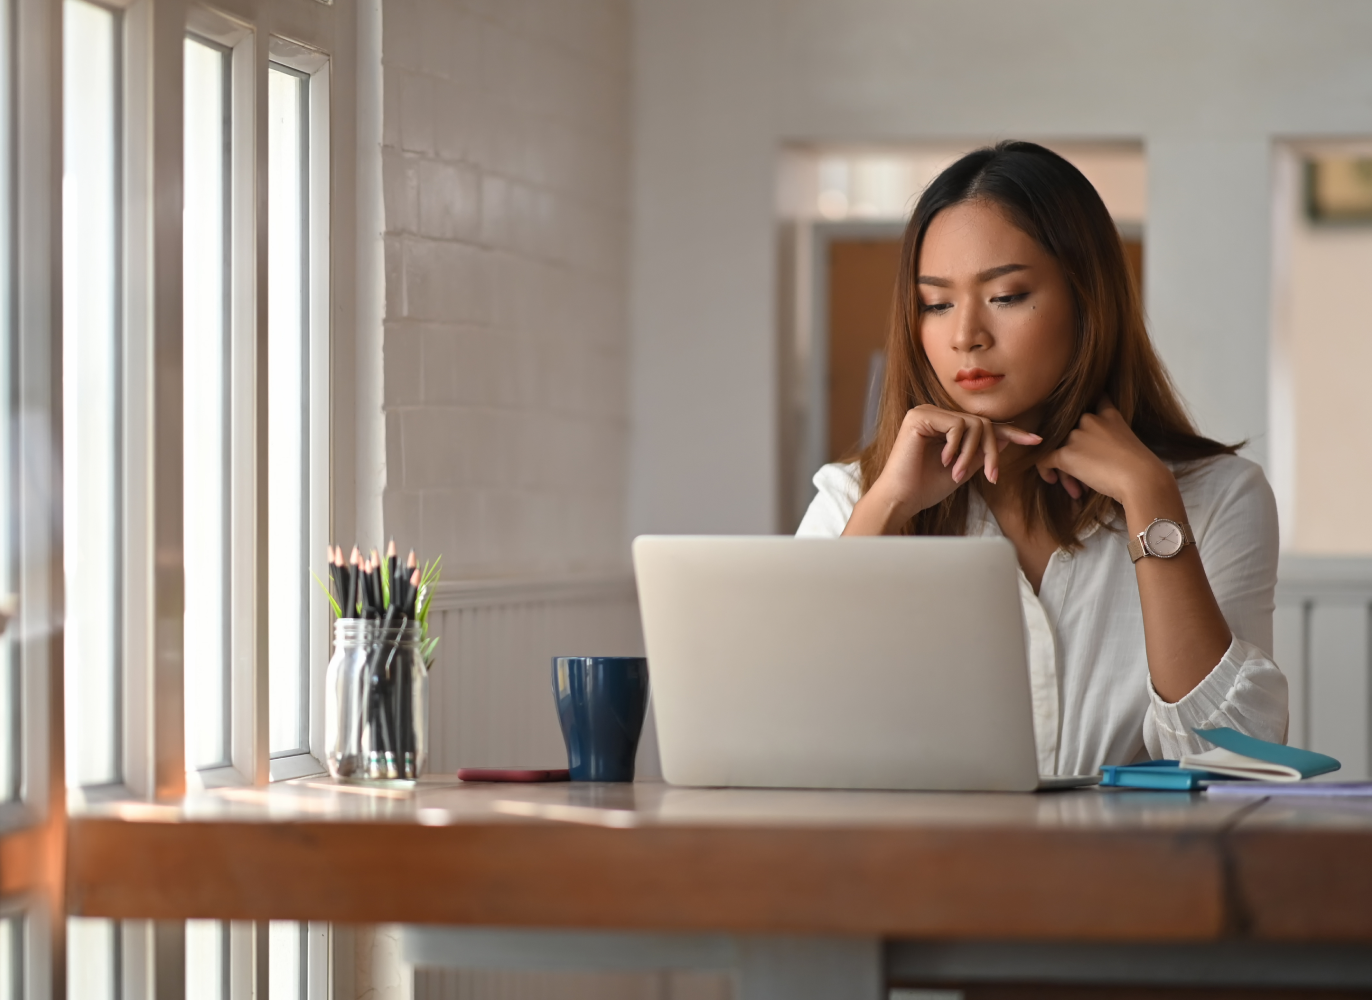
{"left": 954, "top": 368, "right": 1005, "bottom": 391}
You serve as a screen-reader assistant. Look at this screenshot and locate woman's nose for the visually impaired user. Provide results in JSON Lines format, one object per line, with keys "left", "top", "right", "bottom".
{"left": 951, "top": 299, "right": 989, "bottom": 353}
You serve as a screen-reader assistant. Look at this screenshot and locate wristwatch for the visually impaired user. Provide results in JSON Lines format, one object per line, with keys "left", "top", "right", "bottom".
{"left": 1128, "top": 518, "right": 1194, "bottom": 563}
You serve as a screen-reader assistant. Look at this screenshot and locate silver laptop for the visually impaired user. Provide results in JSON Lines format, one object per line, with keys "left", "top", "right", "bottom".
{"left": 632, "top": 535, "right": 1097, "bottom": 793}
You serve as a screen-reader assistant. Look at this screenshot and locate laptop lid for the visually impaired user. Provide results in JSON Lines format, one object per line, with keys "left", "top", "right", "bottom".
{"left": 632, "top": 535, "right": 1040, "bottom": 792}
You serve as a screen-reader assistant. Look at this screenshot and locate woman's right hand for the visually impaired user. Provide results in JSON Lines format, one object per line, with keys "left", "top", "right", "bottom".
{"left": 842, "top": 405, "right": 1042, "bottom": 536}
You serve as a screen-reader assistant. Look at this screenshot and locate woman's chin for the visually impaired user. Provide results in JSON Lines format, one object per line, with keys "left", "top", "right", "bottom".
{"left": 953, "top": 399, "right": 1021, "bottom": 423}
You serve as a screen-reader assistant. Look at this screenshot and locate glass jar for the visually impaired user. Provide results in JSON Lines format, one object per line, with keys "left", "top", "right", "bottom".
{"left": 327, "top": 619, "right": 427, "bottom": 782}
{"left": 324, "top": 619, "right": 371, "bottom": 778}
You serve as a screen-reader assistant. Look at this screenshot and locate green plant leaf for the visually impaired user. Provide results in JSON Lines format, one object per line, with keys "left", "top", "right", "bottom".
{"left": 311, "top": 570, "right": 342, "bottom": 619}
{"left": 420, "top": 635, "right": 440, "bottom": 670}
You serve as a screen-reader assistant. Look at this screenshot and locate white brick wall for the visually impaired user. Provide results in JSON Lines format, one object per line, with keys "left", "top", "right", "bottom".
{"left": 380, "top": 0, "right": 631, "bottom": 579}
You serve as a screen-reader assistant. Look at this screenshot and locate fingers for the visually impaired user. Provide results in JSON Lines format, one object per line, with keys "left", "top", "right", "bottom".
{"left": 901, "top": 406, "right": 1048, "bottom": 487}
{"left": 981, "top": 419, "right": 1001, "bottom": 485}
{"left": 940, "top": 420, "right": 964, "bottom": 469}
{"left": 993, "top": 424, "right": 1043, "bottom": 447}
{"left": 1037, "top": 454, "right": 1084, "bottom": 499}
{"left": 950, "top": 419, "right": 983, "bottom": 484}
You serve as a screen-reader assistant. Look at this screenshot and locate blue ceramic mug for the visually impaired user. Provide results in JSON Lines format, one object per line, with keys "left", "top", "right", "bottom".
{"left": 551, "top": 656, "right": 650, "bottom": 782}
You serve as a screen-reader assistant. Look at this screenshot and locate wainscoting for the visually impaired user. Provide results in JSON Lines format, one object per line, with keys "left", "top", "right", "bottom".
{"left": 424, "top": 575, "right": 655, "bottom": 777}
{"left": 1274, "top": 555, "right": 1372, "bottom": 780}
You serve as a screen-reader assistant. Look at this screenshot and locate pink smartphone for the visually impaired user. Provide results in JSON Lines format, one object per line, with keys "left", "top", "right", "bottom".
{"left": 457, "top": 767, "right": 570, "bottom": 783}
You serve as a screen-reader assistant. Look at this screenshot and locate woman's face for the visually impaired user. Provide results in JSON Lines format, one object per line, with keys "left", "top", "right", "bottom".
{"left": 916, "top": 199, "right": 1075, "bottom": 430}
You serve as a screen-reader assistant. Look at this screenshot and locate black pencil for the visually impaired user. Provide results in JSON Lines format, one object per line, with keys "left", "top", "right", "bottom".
{"left": 347, "top": 546, "right": 361, "bottom": 619}
{"left": 405, "top": 552, "right": 418, "bottom": 615}
{"left": 386, "top": 540, "right": 397, "bottom": 610}
{"left": 361, "top": 556, "right": 375, "bottom": 619}
{"left": 369, "top": 556, "right": 383, "bottom": 617}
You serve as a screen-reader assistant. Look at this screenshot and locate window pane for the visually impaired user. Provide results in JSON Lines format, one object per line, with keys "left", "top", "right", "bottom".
{"left": 67, "top": 917, "right": 117, "bottom": 1000}
{"left": 62, "top": 0, "right": 119, "bottom": 788}
{"left": 183, "top": 36, "right": 230, "bottom": 771}
{"left": 185, "top": 919, "right": 226, "bottom": 1000}
{"left": 269, "top": 920, "right": 305, "bottom": 1000}
{"left": 267, "top": 66, "right": 308, "bottom": 756}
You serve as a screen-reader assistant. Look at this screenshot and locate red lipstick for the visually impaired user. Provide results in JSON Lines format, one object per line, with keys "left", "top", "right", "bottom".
{"left": 954, "top": 367, "right": 1004, "bottom": 391}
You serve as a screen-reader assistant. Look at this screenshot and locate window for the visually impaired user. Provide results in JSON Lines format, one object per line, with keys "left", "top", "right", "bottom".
{"left": 62, "top": 0, "right": 121, "bottom": 791}
{"left": 63, "top": 12, "right": 338, "bottom": 794}
{"left": 267, "top": 63, "right": 309, "bottom": 760}
{"left": 183, "top": 33, "right": 232, "bottom": 774}
{"left": 266, "top": 43, "right": 329, "bottom": 781}
{"left": 52, "top": 0, "right": 349, "bottom": 991}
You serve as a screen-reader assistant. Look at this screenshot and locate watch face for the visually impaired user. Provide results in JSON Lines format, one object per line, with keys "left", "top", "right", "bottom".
{"left": 1144, "top": 519, "right": 1186, "bottom": 557}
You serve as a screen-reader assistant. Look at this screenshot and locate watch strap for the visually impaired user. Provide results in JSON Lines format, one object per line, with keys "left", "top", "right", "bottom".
{"left": 1128, "top": 520, "right": 1194, "bottom": 563}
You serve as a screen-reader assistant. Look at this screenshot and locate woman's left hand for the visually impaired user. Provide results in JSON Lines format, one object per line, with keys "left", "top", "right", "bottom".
{"left": 1035, "top": 398, "right": 1174, "bottom": 508}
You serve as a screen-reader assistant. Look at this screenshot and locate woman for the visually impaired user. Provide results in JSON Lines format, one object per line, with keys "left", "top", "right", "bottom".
{"left": 798, "top": 141, "right": 1287, "bottom": 776}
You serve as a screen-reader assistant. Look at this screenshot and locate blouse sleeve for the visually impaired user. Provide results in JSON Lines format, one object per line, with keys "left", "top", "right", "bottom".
{"left": 1143, "top": 459, "right": 1290, "bottom": 758}
{"left": 796, "top": 463, "right": 862, "bottom": 537}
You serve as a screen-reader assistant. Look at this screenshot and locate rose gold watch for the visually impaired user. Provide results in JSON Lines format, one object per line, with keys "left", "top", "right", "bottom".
{"left": 1127, "top": 517, "right": 1194, "bottom": 563}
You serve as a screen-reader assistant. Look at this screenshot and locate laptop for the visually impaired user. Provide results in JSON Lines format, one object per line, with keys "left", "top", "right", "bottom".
{"left": 632, "top": 535, "right": 1098, "bottom": 793}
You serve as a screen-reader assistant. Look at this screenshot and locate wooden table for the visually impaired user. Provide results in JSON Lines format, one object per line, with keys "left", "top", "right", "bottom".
{"left": 65, "top": 779, "right": 1372, "bottom": 998}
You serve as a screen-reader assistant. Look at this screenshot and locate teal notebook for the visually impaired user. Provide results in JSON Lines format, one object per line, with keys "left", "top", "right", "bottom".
{"left": 1099, "top": 729, "right": 1341, "bottom": 790}
{"left": 1098, "top": 760, "right": 1220, "bottom": 790}
{"left": 1181, "top": 727, "right": 1341, "bottom": 782}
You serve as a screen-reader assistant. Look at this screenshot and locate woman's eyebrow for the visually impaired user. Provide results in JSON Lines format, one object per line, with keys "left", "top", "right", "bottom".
{"left": 978, "top": 263, "right": 1030, "bottom": 281}
{"left": 917, "top": 263, "right": 1030, "bottom": 288}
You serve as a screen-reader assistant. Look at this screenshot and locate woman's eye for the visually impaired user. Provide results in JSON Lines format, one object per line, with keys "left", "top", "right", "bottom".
{"left": 921, "top": 302, "right": 953, "bottom": 315}
{"left": 990, "top": 292, "right": 1029, "bottom": 306}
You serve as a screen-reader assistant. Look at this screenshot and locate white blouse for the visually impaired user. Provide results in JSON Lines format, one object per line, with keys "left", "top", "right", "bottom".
{"left": 796, "top": 454, "right": 1289, "bottom": 775}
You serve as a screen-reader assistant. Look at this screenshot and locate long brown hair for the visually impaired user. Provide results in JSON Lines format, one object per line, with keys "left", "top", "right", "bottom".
{"left": 858, "top": 141, "right": 1236, "bottom": 548}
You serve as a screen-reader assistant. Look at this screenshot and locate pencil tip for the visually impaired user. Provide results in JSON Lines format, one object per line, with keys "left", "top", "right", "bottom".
{"left": 407, "top": 550, "right": 417, "bottom": 567}
{"left": 387, "top": 539, "right": 396, "bottom": 557}
{"left": 410, "top": 567, "right": 420, "bottom": 585}
{"left": 350, "top": 545, "right": 360, "bottom": 564}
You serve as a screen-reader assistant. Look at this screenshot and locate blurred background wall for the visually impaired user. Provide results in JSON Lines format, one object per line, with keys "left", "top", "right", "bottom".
{"left": 631, "top": 0, "right": 1372, "bottom": 539}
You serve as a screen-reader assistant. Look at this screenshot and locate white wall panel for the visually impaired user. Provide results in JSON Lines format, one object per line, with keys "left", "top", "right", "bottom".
{"left": 1307, "top": 602, "right": 1369, "bottom": 780}
{"left": 1271, "top": 602, "right": 1306, "bottom": 749}
{"left": 1277, "top": 556, "right": 1372, "bottom": 778}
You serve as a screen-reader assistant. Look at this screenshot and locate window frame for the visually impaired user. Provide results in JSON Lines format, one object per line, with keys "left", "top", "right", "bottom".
{"left": 56, "top": 0, "right": 341, "bottom": 803}
{"left": 178, "top": 3, "right": 260, "bottom": 793}
{"left": 264, "top": 35, "right": 330, "bottom": 782}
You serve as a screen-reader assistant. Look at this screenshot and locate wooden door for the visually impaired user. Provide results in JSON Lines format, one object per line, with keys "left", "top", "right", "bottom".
{"left": 827, "top": 239, "right": 902, "bottom": 463}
